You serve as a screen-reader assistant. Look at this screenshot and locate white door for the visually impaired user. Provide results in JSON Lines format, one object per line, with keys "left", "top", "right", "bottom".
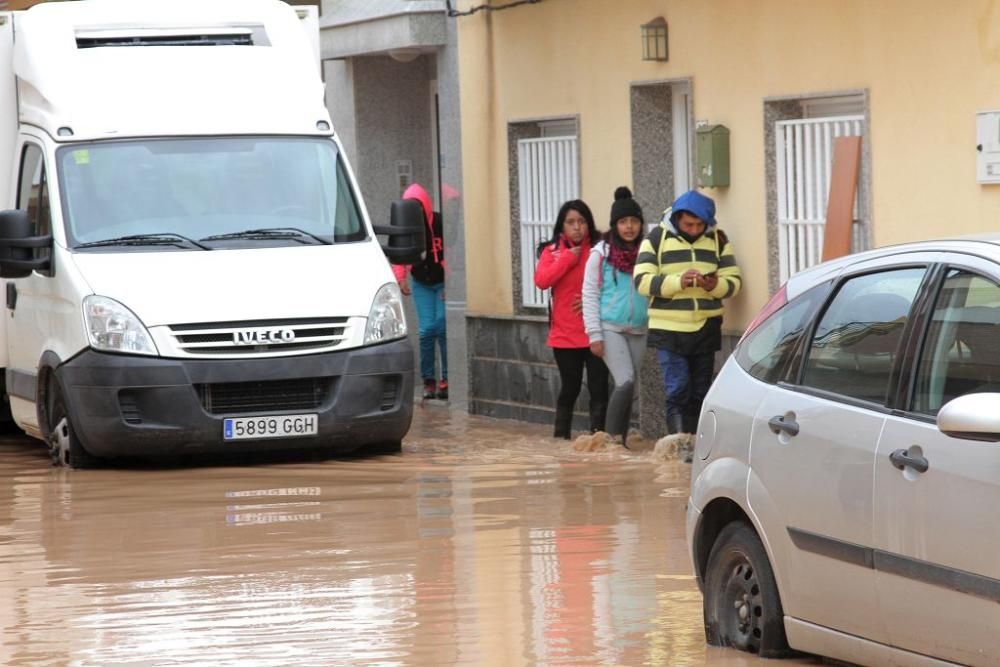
{"left": 5, "top": 140, "right": 57, "bottom": 430}
{"left": 518, "top": 135, "right": 578, "bottom": 308}
{"left": 671, "top": 80, "right": 693, "bottom": 200}
{"left": 775, "top": 115, "right": 866, "bottom": 283}
{"left": 873, "top": 259, "right": 1000, "bottom": 665}
{"left": 749, "top": 263, "right": 929, "bottom": 643}
{"left": 0, "top": 13, "right": 15, "bottom": 204}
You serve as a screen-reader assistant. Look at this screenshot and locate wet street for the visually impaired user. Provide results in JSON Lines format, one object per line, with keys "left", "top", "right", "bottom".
{"left": 0, "top": 405, "right": 823, "bottom": 666}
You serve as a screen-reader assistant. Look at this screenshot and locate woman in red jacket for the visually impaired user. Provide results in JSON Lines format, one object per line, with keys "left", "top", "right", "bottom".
{"left": 534, "top": 200, "right": 609, "bottom": 439}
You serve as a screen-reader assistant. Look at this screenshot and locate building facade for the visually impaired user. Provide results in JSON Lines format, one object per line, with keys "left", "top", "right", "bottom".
{"left": 321, "top": 0, "right": 469, "bottom": 408}
{"left": 455, "top": 0, "right": 1000, "bottom": 434}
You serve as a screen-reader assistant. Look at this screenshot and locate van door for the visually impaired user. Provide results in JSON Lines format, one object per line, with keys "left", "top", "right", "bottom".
{"left": 5, "top": 140, "right": 56, "bottom": 432}
{"left": 748, "top": 263, "right": 928, "bottom": 644}
{"left": 873, "top": 260, "right": 1000, "bottom": 666}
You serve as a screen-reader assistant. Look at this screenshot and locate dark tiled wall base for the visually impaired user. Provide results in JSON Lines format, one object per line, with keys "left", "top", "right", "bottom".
{"left": 468, "top": 315, "right": 739, "bottom": 438}
{"left": 468, "top": 315, "right": 611, "bottom": 433}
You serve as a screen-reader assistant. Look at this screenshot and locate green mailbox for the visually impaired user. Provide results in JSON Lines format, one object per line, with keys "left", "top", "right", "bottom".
{"left": 696, "top": 124, "right": 730, "bottom": 187}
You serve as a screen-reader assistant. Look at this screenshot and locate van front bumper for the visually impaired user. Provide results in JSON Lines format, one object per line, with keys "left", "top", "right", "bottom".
{"left": 54, "top": 339, "right": 414, "bottom": 459}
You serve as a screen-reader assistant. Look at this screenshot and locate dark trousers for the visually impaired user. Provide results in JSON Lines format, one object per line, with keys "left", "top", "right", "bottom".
{"left": 552, "top": 347, "right": 609, "bottom": 438}
{"left": 656, "top": 348, "right": 715, "bottom": 434}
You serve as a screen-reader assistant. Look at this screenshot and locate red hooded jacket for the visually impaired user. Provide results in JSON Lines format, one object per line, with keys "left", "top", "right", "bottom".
{"left": 392, "top": 183, "right": 444, "bottom": 285}
{"left": 534, "top": 237, "right": 592, "bottom": 348}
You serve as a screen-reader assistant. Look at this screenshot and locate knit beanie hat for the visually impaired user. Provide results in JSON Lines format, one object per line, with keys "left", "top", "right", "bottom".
{"left": 610, "top": 186, "right": 643, "bottom": 226}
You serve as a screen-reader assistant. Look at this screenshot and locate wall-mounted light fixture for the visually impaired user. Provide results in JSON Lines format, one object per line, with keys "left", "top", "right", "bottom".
{"left": 641, "top": 17, "right": 668, "bottom": 62}
{"left": 388, "top": 48, "right": 421, "bottom": 63}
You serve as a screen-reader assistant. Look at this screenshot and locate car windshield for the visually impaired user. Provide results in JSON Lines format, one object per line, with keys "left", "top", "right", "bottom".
{"left": 57, "top": 137, "right": 367, "bottom": 250}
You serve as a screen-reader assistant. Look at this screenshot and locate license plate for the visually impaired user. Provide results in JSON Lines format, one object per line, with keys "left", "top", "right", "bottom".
{"left": 223, "top": 414, "right": 319, "bottom": 441}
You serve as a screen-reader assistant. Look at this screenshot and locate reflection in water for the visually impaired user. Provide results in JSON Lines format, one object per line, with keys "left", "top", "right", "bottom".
{"left": 0, "top": 409, "right": 822, "bottom": 666}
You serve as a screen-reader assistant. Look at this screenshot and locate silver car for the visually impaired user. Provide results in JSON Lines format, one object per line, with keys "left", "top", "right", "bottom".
{"left": 687, "top": 238, "right": 1000, "bottom": 666}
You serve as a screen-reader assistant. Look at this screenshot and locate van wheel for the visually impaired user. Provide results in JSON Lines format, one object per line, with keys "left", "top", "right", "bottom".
{"left": 703, "top": 521, "right": 790, "bottom": 658}
{"left": 47, "top": 393, "right": 101, "bottom": 469}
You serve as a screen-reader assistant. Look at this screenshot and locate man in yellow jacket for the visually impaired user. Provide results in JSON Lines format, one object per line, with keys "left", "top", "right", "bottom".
{"left": 633, "top": 190, "right": 742, "bottom": 441}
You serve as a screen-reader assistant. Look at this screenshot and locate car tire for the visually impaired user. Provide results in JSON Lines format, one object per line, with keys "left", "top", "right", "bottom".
{"left": 47, "top": 389, "right": 101, "bottom": 469}
{"left": 703, "top": 521, "right": 790, "bottom": 658}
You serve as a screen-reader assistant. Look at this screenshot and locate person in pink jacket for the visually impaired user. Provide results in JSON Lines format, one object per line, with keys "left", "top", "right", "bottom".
{"left": 392, "top": 183, "right": 447, "bottom": 400}
{"left": 534, "top": 200, "right": 609, "bottom": 438}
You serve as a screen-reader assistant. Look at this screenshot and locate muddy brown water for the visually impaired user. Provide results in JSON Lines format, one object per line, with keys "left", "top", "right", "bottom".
{"left": 0, "top": 406, "right": 824, "bottom": 666}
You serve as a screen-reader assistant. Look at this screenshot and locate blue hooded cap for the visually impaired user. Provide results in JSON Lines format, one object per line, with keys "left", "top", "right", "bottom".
{"left": 668, "top": 190, "right": 717, "bottom": 233}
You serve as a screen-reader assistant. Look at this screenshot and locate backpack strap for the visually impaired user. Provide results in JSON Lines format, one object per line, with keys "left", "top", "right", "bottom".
{"left": 648, "top": 224, "right": 666, "bottom": 270}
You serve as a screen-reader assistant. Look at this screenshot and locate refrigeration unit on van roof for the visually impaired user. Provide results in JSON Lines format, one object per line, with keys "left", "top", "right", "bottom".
{"left": 6, "top": 0, "right": 328, "bottom": 141}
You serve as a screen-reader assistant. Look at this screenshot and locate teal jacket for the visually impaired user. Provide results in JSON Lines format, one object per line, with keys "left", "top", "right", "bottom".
{"left": 582, "top": 241, "right": 649, "bottom": 342}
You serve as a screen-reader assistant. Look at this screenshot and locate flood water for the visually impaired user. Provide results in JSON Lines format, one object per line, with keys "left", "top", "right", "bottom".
{"left": 0, "top": 405, "right": 824, "bottom": 666}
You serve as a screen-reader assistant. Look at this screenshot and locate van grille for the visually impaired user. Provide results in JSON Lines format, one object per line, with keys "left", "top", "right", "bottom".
{"left": 168, "top": 318, "right": 351, "bottom": 356}
{"left": 197, "top": 378, "right": 332, "bottom": 415}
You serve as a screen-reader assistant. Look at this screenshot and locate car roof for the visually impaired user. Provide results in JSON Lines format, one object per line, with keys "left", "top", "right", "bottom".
{"left": 784, "top": 235, "right": 1000, "bottom": 299}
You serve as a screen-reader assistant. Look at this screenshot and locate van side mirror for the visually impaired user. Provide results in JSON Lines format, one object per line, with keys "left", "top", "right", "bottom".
{"left": 937, "top": 392, "right": 1000, "bottom": 441}
{"left": 373, "top": 199, "right": 426, "bottom": 265}
{"left": 0, "top": 210, "right": 52, "bottom": 279}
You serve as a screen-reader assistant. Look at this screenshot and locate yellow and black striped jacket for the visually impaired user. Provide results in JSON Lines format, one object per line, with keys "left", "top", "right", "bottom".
{"left": 632, "top": 224, "right": 742, "bottom": 333}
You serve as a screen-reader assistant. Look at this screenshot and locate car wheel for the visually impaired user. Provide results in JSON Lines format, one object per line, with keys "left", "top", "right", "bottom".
{"left": 47, "top": 390, "right": 101, "bottom": 469}
{"left": 703, "top": 521, "right": 790, "bottom": 658}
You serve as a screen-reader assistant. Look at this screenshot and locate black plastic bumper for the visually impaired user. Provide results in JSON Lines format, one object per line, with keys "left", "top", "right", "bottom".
{"left": 54, "top": 339, "right": 414, "bottom": 459}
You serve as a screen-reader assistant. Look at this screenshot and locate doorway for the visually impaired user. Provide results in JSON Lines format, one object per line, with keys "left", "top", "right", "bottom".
{"left": 630, "top": 79, "right": 693, "bottom": 227}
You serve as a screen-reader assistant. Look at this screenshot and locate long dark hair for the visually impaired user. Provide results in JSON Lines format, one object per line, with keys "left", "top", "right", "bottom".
{"left": 536, "top": 200, "right": 597, "bottom": 259}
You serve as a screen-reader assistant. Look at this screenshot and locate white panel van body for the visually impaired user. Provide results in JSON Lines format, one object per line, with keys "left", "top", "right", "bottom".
{"left": 0, "top": 0, "right": 418, "bottom": 466}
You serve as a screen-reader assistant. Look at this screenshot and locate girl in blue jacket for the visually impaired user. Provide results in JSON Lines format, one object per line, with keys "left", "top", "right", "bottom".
{"left": 582, "top": 187, "right": 649, "bottom": 446}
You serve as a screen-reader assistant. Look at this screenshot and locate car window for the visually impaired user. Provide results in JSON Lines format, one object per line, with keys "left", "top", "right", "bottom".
{"left": 911, "top": 270, "right": 1000, "bottom": 415}
{"left": 801, "top": 268, "right": 925, "bottom": 404}
{"left": 735, "top": 283, "right": 829, "bottom": 384}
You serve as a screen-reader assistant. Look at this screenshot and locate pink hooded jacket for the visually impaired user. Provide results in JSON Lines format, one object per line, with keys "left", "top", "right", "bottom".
{"left": 392, "top": 183, "right": 441, "bottom": 283}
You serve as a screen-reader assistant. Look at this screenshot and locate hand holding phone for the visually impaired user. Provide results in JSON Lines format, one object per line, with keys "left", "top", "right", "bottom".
{"left": 698, "top": 272, "right": 719, "bottom": 292}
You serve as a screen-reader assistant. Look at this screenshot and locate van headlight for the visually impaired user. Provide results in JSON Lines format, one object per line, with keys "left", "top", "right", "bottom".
{"left": 83, "top": 295, "right": 158, "bottom": 356}
{"left": 364, "top": 282, "right": 407, "bottom": 344}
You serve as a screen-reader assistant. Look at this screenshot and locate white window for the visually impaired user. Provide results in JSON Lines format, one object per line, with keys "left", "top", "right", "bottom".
{"left": 775, "top": 113, "right": 866, "bottom": 282}
{"left": 517, "top": 134, "right": 579, "bottom": 308}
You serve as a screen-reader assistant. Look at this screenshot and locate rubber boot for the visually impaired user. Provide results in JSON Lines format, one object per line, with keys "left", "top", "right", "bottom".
{"left": 553, "top": 404, "right": 573, "bottom": 440}
{"left": 683, "top": 413, "right": 700, "bottom": 436}
{"left": 604, "top": 381, "right": 634, "bottom": 446}
{"left": 666, "top": 412, "right": 686, "bottom": 436}
{"left": 589, "top": 399, "right": 608, "bottom": 434}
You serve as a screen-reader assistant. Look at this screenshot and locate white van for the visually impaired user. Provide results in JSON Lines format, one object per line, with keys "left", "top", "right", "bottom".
{"left": 0, "top": 0, "right": 425, "bottom": 467}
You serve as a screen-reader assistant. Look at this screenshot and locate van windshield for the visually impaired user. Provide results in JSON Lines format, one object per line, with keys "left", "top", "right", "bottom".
{"left": 57, "top": 137, "right": 367, "bottom": 250}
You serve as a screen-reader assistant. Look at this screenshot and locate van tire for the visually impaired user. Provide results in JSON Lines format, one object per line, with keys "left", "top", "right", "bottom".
{"left": 703, "top": 521, "right": 790, "bottom": 658}
{"left": 47, "top": 391, "right": 101, "bottom": 469}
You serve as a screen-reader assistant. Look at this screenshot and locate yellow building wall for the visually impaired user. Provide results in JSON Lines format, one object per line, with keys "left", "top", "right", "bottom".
{"left": 458, "top": 0, "right": 1000, "bottom": 329}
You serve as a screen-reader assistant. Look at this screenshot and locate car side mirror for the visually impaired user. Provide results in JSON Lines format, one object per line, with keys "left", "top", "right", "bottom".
{"left": 936, "top": 392, "right": 1000, "bottom": 441}
{"left": 0, "top": 209, "right": 52, "bottom": 279}
{"left": 373, "top": 199, "right": 426, "bottom": 265}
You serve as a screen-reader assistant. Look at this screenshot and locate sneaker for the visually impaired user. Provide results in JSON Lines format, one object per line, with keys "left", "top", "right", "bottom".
{"left": 422, "top": 379, "right": 437, "bottom": 400}
{"left": 436, "top": 380, "right": 449, "bottom": 401}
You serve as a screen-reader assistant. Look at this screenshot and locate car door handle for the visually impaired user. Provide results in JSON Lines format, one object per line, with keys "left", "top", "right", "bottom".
{"left": 889, "top": 448, "right": 929, "bottom": 474}
{"left": 768, "top": 415, "right": 799, "bottom": 437}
